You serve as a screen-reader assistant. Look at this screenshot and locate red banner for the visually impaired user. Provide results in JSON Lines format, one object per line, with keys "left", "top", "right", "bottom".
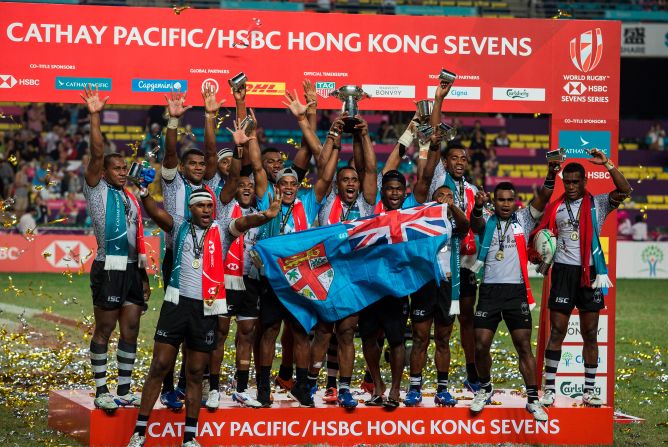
{"left": 0, "top": 234, "right": 160, "bottom": 273}
{"left": 0, "top": 2, "right": 618, "bottom": 113}
{"left": 1, "top": 1, "right": 621, "bottom": 406}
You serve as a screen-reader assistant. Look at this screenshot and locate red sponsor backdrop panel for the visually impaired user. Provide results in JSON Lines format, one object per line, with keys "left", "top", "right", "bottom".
{"left": 547, "top": 21, "right": 620, "bottom": 406}
{"left": 49, "top": 390, "right": 613, "bottom": 447}
{"left": 0, "top": 234, "right": 160, "bottom": 273}
{"left": 0, "top": 2, "right": 614, "bottom": 113}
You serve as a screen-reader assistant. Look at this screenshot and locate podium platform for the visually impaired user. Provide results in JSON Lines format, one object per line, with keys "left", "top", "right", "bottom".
{"left": 48, "top": 388, "right": 613, "bottom": 446}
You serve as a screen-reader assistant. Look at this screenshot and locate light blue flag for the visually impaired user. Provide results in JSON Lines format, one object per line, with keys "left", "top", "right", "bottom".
{"left": 252, "top": 203, "right": 452, "bottom": 331}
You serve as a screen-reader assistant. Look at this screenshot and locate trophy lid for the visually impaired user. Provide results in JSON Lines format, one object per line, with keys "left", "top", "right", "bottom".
{"left": 330, "top": 85, "right": 370, "bottom": 100}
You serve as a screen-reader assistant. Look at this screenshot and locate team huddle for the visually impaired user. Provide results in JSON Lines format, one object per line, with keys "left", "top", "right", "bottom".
{"left": 78, "top": 76, "right": 631, "bottom": 447}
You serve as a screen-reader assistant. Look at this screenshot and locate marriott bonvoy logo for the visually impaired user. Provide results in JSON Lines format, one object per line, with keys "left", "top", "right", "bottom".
{"left": 570, "top": 28, "right": 603, "bottom": 73}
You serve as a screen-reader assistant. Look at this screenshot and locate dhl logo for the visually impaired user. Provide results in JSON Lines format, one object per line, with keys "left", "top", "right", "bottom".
{"left": 245, "top": 82, "right": 286, "bottom": 96}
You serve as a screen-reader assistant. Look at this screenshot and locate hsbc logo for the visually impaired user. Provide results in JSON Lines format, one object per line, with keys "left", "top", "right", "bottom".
{"left": 0, "top": 75, "right": 17, "bottom": 89}
{"left": 0, "top": 247, "right": 22, "bottom": 260}
{"left": 201, "top": 78, "right": 219, "bottom": 93}
{"left": 570, "top": 28, "right": 603, "bottom": 73}
{"left": 563, "top": 81, "right": 587, "bottom": 95}
{"left": 226, "top": 262, "right": 239, "bottom": 271}
{"left": 43, "top": 240, "right": 91, "bottom": 268}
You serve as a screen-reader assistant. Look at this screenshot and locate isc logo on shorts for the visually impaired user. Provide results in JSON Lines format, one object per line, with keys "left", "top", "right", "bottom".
{"left": 412, "top": 309, "right": 426, "bottom": 317}
{"left": 475, "top": 311, "right": 488, "bottom": 317}
{"left": 107, "top": 296, "right": 121, "bottom": 303}
{"left": 555, "top": 296, "right": 570, "bottom": 304}
{"left": 156, "top": 329, "right": 168, "bottom": 337}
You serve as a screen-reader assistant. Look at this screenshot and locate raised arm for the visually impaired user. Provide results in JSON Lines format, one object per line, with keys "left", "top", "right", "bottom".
{"left": 233, "top": 81, "right": 247, "bottom": 122}
{"left": 431, "top": 81, "right": 452, "bottom": 129}
{"left": 81, "top": 85, "right": 109, "bottom": 187}
{"left": 246, "top": 109, "right": 269, "bottom": 199}
{"left": 303, "top": 79, "right": 318, "bottom": 133}
{"left": 471, "top": 190, "right": 489, "bottom": 234}
{"left": 531, "top": 160, "right": 560, "bottom": 212}
{"left": 383, "top": 118, "right": 418, "bottom": 175}
{"left": 587, "top": 148, "right": 632, "bottom": 206}
{"left": 283, "top": 89, "right": 322, "bottom": 171}
{"left": 313, "top": 121, "right": 343, "bottom": 202}
{"left": 233, "top": 188, "right": 282, "bottom": 233}
{"left": 413, "top": 133, "right": 442, "bottom": 203}
{"left": 140, "top": 191, "right": 174, "bottom": 232}
{"left": 220, "top": 119, "right": 255, "bottom": 204}
{"left": 353, "top": 117, "right": 378, "bottom": 205}
{"left": 163, "top": 90, "right": 193, "bottom": 170}
{"left": 441, "top": 193, "right": 470, "bottom": 234}
{"left": 202, "top": 84, "right": 226, "bottom": 181}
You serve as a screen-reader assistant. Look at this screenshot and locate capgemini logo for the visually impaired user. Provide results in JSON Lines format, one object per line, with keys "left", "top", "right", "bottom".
{"left": 641, "top": 245, "right": 664, "bottom": 278}
{"left": 562, "top": 351, "right": 573, "bottom": 367}
{"left": 570, "top": 28, "right": 603, "bottom": 73}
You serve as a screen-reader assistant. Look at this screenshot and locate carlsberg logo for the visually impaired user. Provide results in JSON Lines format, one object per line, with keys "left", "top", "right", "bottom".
{"left": 560, "top": 382, "right": 601, "bottom": 398}
{"left": 506, "top": 89, "right": 529, "bottom": 99}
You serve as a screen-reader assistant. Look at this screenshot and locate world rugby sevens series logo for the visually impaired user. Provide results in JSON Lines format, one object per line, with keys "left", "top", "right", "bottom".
{"left": 570, "top": 28, "right": 603, "bottom": 73}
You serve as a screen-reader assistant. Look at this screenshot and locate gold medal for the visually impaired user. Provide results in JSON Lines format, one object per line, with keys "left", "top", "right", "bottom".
{"left": 495, "top": 250, "right": 505, "bottom": 261}
{"left": 192, "top": 258, "right": 201, "bottom": 269}
{"left": 570, "top": 231, "right": 579, "bottom": 241}
{"left": 204, "top": 297, "right": 215, "bottom": 306}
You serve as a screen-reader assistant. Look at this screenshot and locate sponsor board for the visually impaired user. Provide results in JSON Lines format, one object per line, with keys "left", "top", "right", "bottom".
{"left": 132, "top": 79, "right": 187, "bottom": 93}
{"left": 0, "top": 74, "right": 40, "bottom": 88}
{"left": 362, "top": 84, "right": 415, "bottom": 99}
{"left": 559, "top": 345, "right": 608, "bottom": 374}
{"left": 492, "top": 87, "right": 545, "bottom": 101}
{"left": 201, "top": 78, "right": 219, "bottom": 93}
{"left": 50, "top": 389, "right": 614, "bottom": 446}
{"left": 621, "top": 23, "right": 668, "bottom": 58}
{"left": 56, "top": 77, "right": 112, "bottom": 90}
{"left": 0, "top": 235, "right": 159, "bottom": 273}
{"left": 556, "top": 376, "right": 608, "bottom": 403}
{"left": 315, "top": 81, "right": 335, "bottom": 98}
{"left": 245, "top": 82, "right": 285, "bottom": 96}
{"left": 557, "top": 130, "right": 611, "bottom": 158}
{"left": 564, "top": 315, "right": 608, "bottom": 343}
{"left": 427, "top": 85, "right": 481, "bottom": 100}
{"left": 617, "top": 241, "right": 668, "bottom": 279}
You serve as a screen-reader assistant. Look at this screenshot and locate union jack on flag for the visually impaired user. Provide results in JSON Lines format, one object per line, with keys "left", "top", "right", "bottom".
{"left": 344, "top": 203, "right": 450, "bottom": 251}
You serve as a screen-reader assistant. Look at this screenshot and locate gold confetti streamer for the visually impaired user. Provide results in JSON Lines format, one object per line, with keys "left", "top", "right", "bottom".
{"left": 47, "top": 218, "right": 68, "bottom": 225}
{"left": 8, "top": 154, "right": 18, "bottom": 166}
{"left": 286, "top": 138, "right": 300, "bottom": 149}
{"left": 215, "top": 109, "right": 231, "bottom": 130}
{"left": 62, "top": 267, "right": 73, "bottom": 284}
{"left": 552, "top": 9, "right": 572, "bottom": 19}
{"left": 173, "top": 4, "right": 190, "bottom": 15}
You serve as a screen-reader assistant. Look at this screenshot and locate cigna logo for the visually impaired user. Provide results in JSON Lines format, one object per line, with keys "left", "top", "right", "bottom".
{"left": 570, "top": 28, "right": 603, "bottom": 73}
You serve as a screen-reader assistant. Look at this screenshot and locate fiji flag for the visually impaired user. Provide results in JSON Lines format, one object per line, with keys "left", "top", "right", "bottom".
{"left": 252, "top": 202, "right": 452, "bottom": 331}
